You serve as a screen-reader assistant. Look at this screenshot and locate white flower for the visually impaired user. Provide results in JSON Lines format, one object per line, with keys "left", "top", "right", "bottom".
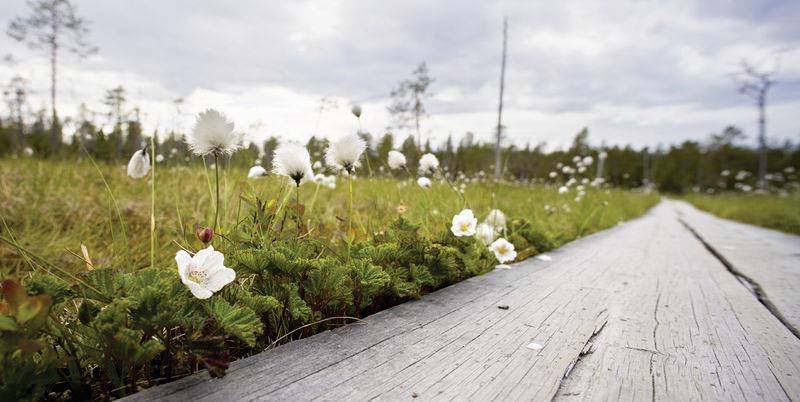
{"left": 312, "top": 160, "right": 323, "bottom": 170}
{"left": 418, "top": 153, "right": 440, "bottom": 175}
{"left": 599, "top": 151, "right": 608, "bottom": 160}
{"left": 323, "top": 175, "right": 337, "bottom": 189}
{"left": 475, "top": 223, "right": 496, "bottom": 245}
{"left": 23, "top": 147, "right": 34, "bottom": 156}
{"left": 549, "top": 171, "right": 557, "bottom": 179}
{"left": 572, "top": 156, "right": 581, "bottom": 163}
{"left": 248, "top": 165, "right": 268, "bottom": 178}
{"left": 485, "top": 209, "right": 506, "bottom": 230}
{"left": 273, "top": 142, "right": 314, "bottom": 186}
{"left": 417, "top": 177, "right": 432, "bottom": 188}
{"left": 721, "top": 170, "right": 730, "bottom": 177}
{"left": 581, "top": 178, "right": 589, "bottom": 185}
{"left": 556, "top": 162, "right": 564, "bottom": 169}
{"left": 576, "top": 185, "right": 585, "bottom": 192}
{"left": 155, "top": 154, "right": 165, "bottom": 163}
{"left": 566, "top": 178, "right": 577, "bottom": 187}
{"left": 558, "top": 186, "right": 568, "bottom": 194}
{"left": 490, "top": 238, "right": 517, "bottom": 263}
{"left": 325, "top": 134, "right": 366, "bottom": 174}
{"left": 387, "top": 150, "right": 407, "bottom": 170}
{"left": 582, "top": 156, "right": 594, "bottom": 166}
{"left": 127, "top": 149, "right": 150, "bottom": 179}
{"left": 187, "top": 109, "right": 242, "bottom": 156}
{"left": 176, "top": 246, "right": 236, "bottom": 299}
{"left": 578, "top": 166, "right": 587, "bottom": 173}
{"left": 451, "top": 209, "right": 477, "bottom": 237}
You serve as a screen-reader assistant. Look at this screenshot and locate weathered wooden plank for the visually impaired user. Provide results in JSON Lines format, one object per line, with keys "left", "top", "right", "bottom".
{"left": 556, "top": 199, "right": 800, "bottom": 401}
{"left": 126, "top": 200, "right": 800, "bottom": 401}
{"left": 671, "top": 199, "right": 800, "bottom": 334}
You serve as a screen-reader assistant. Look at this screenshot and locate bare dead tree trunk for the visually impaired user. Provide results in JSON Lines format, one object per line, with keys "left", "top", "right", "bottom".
{"left": 415, "top": 94, "right": 421, "bottom": 153}
{"left": 736, "top": 60, "right": 775, "bottom": 189}
{"left": 50, "top": 13, "right": 59, "bottom": 152}
{"left": 757, "top": 93, "right": 767, "bottom": 188}
{"left": 596, "top": 155, "right": 605, "bottom": 180}
{"left": 494, "top": 17, "right": 508, "bottom": 180}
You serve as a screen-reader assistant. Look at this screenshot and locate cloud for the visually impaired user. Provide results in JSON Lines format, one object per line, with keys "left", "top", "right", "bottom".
{"left": 1, "top": 0, "right": 798, "bottom": 150}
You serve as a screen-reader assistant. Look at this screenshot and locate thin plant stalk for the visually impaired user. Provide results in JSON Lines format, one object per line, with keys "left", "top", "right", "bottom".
{"left": 213, "top": 153, "right": 221, "bottom": 233}
{"left": 295, "top": 184, "right": 302, "bottom": 238}
{"left": 82, "top": 146, "right": 131, "bottom": 265}
{"left": 150, "top": 136, "right": 156, "bottom": 269}
{"left": 307, "top": 181, "right": 322, "bottom": 214}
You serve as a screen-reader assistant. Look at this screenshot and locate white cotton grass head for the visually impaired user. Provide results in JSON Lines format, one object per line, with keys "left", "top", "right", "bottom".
{"left": 418, "top": 153, "right": 440, "bottom": 175}
{"left": 175, "top": 245, "right": 236, "bottom": 299}
{"left": 187, "top": 109, "right": 242, "bottom": 156}
{"left": 417, "top": 177, "right": 432, "bottom": 188}
{"left": 490, "top": 238, "right": 517, "bottom": 264}
{"left": 273, "top": 142, "right": 314, "bottom": 186}
{"left": 451, "top": 209, "right": 478, "bottom": 237}
{"left": 325, "top": 134, "right": 366, "bottom": 174}
{"left": 582, "top": 156, "right": 594, "bottom": 166}
{"left": 155, "top": 154, "right": 165, "bottom": 163}
{"left": 387, "top": 150, "right": 407, "bottom": 170}
{"left": 558, "top": 186, "right": 568, "bottom": 194}
{"left": 23, "top": 147, "right": 34, "bottom": 157}
{"left": 485, "top": 209, "right": 507, "bottom": 230}
{"left": 475, "top": 223, "right": 496, "bottom": 245}
{"left": 323, "top": 175, "right": 337, "bottom": 189}
{"left": 248, "top": 165, "right": 268, "bottom": 178}
{"left": 127, "top": 148, "right": 151, "bottom": 179}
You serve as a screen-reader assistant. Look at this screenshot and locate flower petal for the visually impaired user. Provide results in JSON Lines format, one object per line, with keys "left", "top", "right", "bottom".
{"left": 205, "top": 267, "right": 236, "bottom": 292}
{"left": 175, "top": 250, "right": 192, "bottom": 281}
{"left": 185, "top": 281, "right": 213, "bottom": 299}
{"left": 200, "top": 248, "right": 225, "bottom": 272}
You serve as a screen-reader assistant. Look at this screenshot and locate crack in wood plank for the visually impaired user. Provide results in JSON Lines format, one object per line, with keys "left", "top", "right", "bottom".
{"left": 678, "top": 217, "right": 800, "bottom": 341}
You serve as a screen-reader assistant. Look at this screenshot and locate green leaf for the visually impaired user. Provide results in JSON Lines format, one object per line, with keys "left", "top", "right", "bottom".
{"left": 208, "top": 298, "right": 262, "bottom": 347}
{"left": 0, "top": 315, "right": 18, "bottom": 331}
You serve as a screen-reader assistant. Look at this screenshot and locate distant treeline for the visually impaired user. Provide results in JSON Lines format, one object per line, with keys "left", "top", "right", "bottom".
{"left": 1, "top": 115, "right": 798, "bottom": 194}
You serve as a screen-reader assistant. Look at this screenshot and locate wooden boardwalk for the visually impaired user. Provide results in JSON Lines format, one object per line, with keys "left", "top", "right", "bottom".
{"left": 127, "top": 200, "right": 800, "bottom": 401}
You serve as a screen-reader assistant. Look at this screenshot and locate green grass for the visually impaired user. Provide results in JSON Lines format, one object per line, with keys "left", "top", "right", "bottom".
{"left": 684, "top": 193, "right": 800, "bottom": 235}
{"left": 1, "top": 158, "right": 659, "bottom": 278}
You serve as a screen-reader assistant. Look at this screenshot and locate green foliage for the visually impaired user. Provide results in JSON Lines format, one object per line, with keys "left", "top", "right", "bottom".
{"left": 685, "top": 193, "right": 800, "bottom": 235}
{"left": 0, "top": 155, "right": 661, "bottom": 400}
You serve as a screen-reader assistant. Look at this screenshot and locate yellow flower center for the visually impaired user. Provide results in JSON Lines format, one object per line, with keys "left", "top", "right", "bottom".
{"left": 187, "top": 270, "right": 208, "bottom": 285}
{"left": 497, "top": 245, "right": 508, "bottom": 254}
{"left": 460, "top": 222, "right": 471, "bottom": 232}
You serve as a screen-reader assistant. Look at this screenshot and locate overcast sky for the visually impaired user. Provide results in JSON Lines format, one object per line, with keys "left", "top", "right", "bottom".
{"left": 1, "top": 0, "right": 799, "bottom": 150}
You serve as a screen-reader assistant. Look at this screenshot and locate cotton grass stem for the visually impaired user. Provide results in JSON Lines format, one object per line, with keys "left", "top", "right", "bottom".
{"left": 296, "top": 184, "right": 302, "bottom": 238}
{"left": 150, "top": 136, "right": 156, "bottom": 269}
{"left": 213, "top": 153, "right": 221, "bottom": 233}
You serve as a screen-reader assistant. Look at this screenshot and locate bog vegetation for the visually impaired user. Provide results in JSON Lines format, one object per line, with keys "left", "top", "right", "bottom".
{"left": 1, "top": 109, "right": 659, "bottom": 400}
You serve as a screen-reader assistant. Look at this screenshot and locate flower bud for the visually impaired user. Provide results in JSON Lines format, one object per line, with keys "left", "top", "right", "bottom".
{"left": 351, "top": 105, "right": 362, "bottom": 118}
{"left": 195, "top": 226, "right": 214, "bottom": 244}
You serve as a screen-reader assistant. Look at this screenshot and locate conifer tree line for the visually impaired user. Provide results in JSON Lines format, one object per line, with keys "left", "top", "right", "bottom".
{"left": 1, "top": 111, "right": 798, "bottom": 194}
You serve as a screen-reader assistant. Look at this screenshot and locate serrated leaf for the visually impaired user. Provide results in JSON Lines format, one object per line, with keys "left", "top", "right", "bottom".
{"left": 208, "top": 298, "right": 262, "bottom": 346}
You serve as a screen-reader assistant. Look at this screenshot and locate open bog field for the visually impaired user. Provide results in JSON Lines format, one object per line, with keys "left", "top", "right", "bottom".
{"left": 0, "top": 158, "right": 658, "bottom": 277}
{"left": 684, "top": 193, "right": 800, "bottom": 235}
{"left": 0, "top": 156, "right": 658, "bottom": 399}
